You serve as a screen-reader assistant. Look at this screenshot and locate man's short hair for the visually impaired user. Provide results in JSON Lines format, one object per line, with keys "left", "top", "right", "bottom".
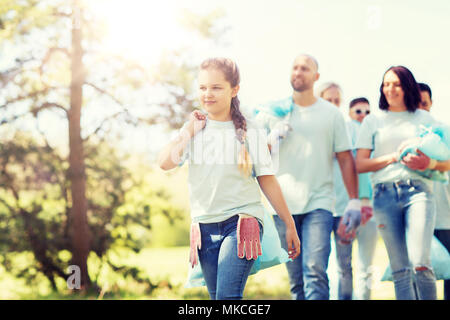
{"left": 349, "top": 97, "right": 370, "bottom": 108}
{"left": 418, "top": 82, "right": 432, "bottom": 100}
{"left": 295, "top": 54, "right": 319, "bottom": 71}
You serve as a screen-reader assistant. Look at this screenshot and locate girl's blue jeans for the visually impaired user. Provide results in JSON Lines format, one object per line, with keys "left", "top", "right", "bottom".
{"left": 198, "top": 215, "right": 262, "bottom": 300}
{"left": 373, "top": 179, "right": 437, "bottom": 300}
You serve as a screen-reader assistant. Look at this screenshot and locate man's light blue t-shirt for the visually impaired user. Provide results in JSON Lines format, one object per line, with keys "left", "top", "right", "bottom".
{"left": 179, "top": 118, "right": 274, "bottom": 224}
{"left": 356, "top": 109, "right": 437, "bottom": 187}
{"left": 255, "top": 97, "right": 352, "bottom": 215}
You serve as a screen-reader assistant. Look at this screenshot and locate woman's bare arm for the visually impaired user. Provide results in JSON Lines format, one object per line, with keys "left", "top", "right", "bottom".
{"left": 356, "top": 148, "right": 397, "bottom": 173}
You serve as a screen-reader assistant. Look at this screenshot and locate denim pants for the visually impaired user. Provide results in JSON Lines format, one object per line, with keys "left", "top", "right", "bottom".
{"left": 354, "top": 219, "right": 378, "bottom": 300}
{"left": 373, "top": 179, "right": 437, "bottom": 300}
{"left": 332, "top": 216, "right": 353, "bottom": 300}
{"left": 274, "top": 209, "right": 334, "bottom": 300}
{"left": 331, "top": 217, "right": 378, "bottom": 300}
{"left": 198, "top": 215, "right": 262, "bottom": 300}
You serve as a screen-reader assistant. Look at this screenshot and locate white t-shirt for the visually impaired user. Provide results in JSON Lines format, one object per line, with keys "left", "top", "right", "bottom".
{"left": 255, "top": 97, "right": 352, "bottom": 215}
{"left": 179, "top": 118, "right": 274, "bottom": 224}
{"left": 356, "top": 109, "right": 437, "bottom": 187}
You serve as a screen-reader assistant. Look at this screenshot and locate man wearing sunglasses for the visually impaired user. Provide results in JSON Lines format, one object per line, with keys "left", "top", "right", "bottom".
{"left": 349, "top": 97, "right": 371, "bottom": 123}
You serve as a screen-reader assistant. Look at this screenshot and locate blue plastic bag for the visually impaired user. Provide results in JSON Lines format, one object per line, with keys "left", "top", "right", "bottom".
{"left": 185, "top": 210, "right": 290, "bottom": 288}
{"left": 250, "top": 210, "right": 291, "bottom": 272}
{"left": 416, "top": 125, "right": 450, "bottom": 160}
{"left": 399, "top": 125, "right": 450, "bottom": 183}
{"left": 381, "top": 235, "right": 450, "bottom": 281}
{"left": 252, "top": 97, "right": 294, "bottom": 118}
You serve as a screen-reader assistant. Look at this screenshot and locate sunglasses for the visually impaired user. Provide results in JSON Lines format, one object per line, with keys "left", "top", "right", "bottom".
{"left": 355, "top": 109, "right": 370, "bottom": 115}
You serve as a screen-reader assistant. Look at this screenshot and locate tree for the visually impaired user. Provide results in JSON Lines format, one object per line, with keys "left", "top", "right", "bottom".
{"left": 0, "top": 0, "right": 227, "bottom": 292}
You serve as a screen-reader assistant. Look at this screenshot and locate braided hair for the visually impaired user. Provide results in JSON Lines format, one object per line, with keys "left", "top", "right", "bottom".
{"left": 200, "top": 58, "right": 253, "bottom": 177}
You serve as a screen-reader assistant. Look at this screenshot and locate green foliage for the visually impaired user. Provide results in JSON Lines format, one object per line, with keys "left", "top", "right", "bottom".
{"left": 0, "top": 132, "right": 186, "bottom": 292}
{"left": 0, "top": 0, "right": 59, "bottom": 39}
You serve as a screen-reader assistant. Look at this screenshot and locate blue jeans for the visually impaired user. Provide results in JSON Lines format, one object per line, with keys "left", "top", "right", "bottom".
{"left": 274, "top": 209, "right": 334, "bottom": 300}
{"left": 354, "top": 219, "right": 378, "bottom": 300}
{"left": 373, "top": 179, "right": 437, "bottom": 300}
{"left": 331, "top": 217, "right": 378, "bottom": 300}
{"left": 332, "top": 217, "right": 353, "bottom": 300}
{"left": 198, "top": 215, "right": 262, "bottom": 300}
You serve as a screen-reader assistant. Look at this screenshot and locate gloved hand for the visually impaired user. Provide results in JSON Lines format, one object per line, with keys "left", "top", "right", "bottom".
{"left": 401, "top": 149, "right": 436, "bottom": 171}
{"left": 189, "top": 223, "right": 201, "bottom": 267}
{"left": 337, "top": 199, "right": 361, "bottom": 245}
{"left": 361, "top": 198, "right": 373, "bottom": 225}
{"left": 237, "top": 214, "right": 262, "bottom": 260}
{"left": 268, "top": 121, "right": 292, "bottom": 153}
{"left": 397, "top": 137, "right": 422, "bottom": 160}
{"left": 186, "top": 110, "right": 207, "bottom": 138}
{"left": 337, "top": 220, "right": 356, "bottom": 245}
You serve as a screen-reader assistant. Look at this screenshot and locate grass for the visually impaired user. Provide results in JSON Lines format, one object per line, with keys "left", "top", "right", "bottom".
{"left": 0, "top": 237, "right": 444, "bottom": 300}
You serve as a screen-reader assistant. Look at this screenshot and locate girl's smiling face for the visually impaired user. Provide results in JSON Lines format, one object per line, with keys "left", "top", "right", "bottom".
{"left": 198, "top": 67, "right": 239, "bottom": 121}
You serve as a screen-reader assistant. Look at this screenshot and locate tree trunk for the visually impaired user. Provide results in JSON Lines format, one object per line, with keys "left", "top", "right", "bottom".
{"left": 68, "top": 2, "right": 91, "bottom": 290}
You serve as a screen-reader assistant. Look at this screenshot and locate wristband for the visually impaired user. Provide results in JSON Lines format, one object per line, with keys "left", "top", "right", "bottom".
{"left": 346, "top": 198, "right": 361, "bottom": 211}
{"left": 428, "top": 159, "right": 437, "bottom": 170}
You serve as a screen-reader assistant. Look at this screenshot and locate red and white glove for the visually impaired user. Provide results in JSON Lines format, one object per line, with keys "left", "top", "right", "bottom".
{"left": 361, "top": 199, "right": 373, "bottom": 225}
{"left": 337, "top": 221, "right": 357, "bottom": 245}
{"left": 401, "top": 149, "right": 436, "bottom": 171}
{"left": 237, "top": 214, "right": 262, "bottom": 260}
{"left": 189, "top": 223, "right": 201, "bottom": 267}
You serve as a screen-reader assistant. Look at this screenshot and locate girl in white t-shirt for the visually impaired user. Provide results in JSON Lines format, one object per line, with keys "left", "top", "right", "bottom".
{"left": 158, "top": 57, "right": 300, "bottom": 300}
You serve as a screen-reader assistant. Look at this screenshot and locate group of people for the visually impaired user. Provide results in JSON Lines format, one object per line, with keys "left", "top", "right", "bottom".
{"left": 157, "top": 54, "right": 450, "bottom": 300}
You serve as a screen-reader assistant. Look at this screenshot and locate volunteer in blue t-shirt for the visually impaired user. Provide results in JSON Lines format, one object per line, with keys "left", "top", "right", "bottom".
{"left": 255, "top": 54, "right": 360, "bottom": 300}
{"left": 356, "top": 66, "right": 450, "bottom": 300}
